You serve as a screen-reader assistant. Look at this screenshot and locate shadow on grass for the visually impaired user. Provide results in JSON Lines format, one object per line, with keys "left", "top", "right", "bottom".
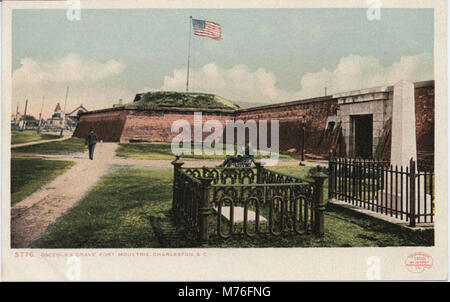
{"left": 116, "top": 142, "right": 300, "bottom": 161}
{"left": 11, "top": 158, "right": 75, "bottom": 205}
{"left": 11, "top": 131, "right": 62, "bottom": 145}
{"left": 12, "top": 137, "right": 87, "bottom": 155}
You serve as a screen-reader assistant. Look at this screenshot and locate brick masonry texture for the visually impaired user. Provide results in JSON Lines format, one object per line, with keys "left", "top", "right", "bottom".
{"left": 73, "top": 109, "right": 127, "bottom": 142}
{"left": 119, "top": 109, "right": 235, "bottom": 143}
{"left": 73, "top": 81, "right": 434, "bottom": 160}
{"left": 235, "top": 96, "right": 338, "bottom": 158}
{"left": 414, "top": 82, "right": 434, "bottom": 162}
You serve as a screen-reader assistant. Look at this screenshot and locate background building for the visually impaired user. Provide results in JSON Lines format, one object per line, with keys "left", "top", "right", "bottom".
{"left": 47, "top": 103, "right": 88, "bottom": 130}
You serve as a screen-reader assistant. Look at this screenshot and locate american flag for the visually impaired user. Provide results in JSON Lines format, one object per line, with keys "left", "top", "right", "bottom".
{"left": 192, "top": 19, "right": 221, "bottom": 40}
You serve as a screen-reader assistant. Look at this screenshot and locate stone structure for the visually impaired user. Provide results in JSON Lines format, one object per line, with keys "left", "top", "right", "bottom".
{"left": 390, "top": 81, "right": 417, "bottom": 167}
{"left": 374, "top": 81, "right": 431, "bottom": 223}
{"left": 73, "top": 80, "right": 434, "bottom": 162}
{"left": 331, "top": 85, "right": 392, "bottom": 158}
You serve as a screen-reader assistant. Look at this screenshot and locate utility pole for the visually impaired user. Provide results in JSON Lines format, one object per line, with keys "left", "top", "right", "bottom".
{"left": 15, "top": 102, "right": 19, "bottom": 128}
{"left": 60, "top": 86, "right": 69, "bottom": 136}
{"left": 37, "top": 95, "right": 45, "bottom": 134}
{"left": 21, "top": 99, "right": 28, "bottom": 131}
{"left": 324, "top": 87, "right": 327, "bottom": 96}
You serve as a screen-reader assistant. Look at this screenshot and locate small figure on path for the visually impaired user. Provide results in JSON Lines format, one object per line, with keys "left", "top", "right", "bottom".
{"left": 85, "top": 128, "right": 99, "bottom": 160}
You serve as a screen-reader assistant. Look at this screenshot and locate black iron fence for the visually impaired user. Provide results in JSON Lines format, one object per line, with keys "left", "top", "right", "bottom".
{"left": 172, "top": 158, "right": 327, "bottom": 242}
{"left": 328, "top": 158, "right": 434, "bottom": 226}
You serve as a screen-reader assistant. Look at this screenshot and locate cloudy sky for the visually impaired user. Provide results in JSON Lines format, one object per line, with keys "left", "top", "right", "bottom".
{"left": 12, "top": 8, "right": 433, "bottom": 118}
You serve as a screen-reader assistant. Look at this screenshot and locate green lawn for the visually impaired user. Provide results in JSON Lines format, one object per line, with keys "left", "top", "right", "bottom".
{"left": 116, "top": 142, "right": 299, "bottom": 161}
{"left": 34, "top": 167, "right": 433, "bottom": 248}
{"left": 35, "top": 168, "right": 173, "bottom": 248}
{"left": 12, "top": 137, "right": 87, "bottom": 155}
{"left": 268, "top": 166, "right": 316, "bottom": 181}
{"left": 11, "top": 131, "right": 62, "bottom": 145}
{"left": 11, "top": 158, "right": 75, "bottom": 205}
{"left": 268, "top": 166, "right": 329, "bottom": 197}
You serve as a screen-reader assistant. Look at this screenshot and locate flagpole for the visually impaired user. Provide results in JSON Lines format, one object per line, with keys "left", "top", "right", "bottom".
{"left": 186, "top": 16, "right": 192, "bottom": 92}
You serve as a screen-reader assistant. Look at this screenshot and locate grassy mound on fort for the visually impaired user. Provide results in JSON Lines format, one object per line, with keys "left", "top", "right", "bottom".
{"left": 130, "top": 91, "right": 239, "bottom": 110}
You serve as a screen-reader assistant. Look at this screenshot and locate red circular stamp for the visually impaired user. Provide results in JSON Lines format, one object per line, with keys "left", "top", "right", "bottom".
{"left": 405, "top": 252, "right": 433, "bottom": 273}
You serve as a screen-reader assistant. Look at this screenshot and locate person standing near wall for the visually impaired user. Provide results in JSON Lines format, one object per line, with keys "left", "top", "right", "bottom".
{"left": 85, "top": 128, "right": 99, "bottom": 160}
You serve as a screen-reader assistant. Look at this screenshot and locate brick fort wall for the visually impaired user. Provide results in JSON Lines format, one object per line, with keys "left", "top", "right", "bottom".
{"left": 73, "top": 81, "right": 434, "bottom": 160}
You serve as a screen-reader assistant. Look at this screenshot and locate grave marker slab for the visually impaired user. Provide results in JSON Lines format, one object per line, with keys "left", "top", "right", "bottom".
{"left": 214, "top": 206, "right": 268, "bottom": 223}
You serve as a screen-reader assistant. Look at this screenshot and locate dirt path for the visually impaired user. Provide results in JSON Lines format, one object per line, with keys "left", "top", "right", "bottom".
{"left": 12, "top": 153, "right": 328, "bottom": 168}
{"left": 11, "top": 143, "right": 118, "bottom": 248}
{"left": 112, "top": 158, "right": 327, "bottom": 167}
{"left": 11, "top": 143, "right": 327, "bottom": 247}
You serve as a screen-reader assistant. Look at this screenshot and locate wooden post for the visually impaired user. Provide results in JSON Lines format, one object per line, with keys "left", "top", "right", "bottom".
{"left": 199, "top": 177, "right": 214, "bottom": 242}
{"left": 312, "top": 170, "right": 328, "bottom": 236}
{"left": 15, "top": 102, "right": 19, "bottom": 128}
{"left": 409, "top": 158, "right": 416, "bottom": 227}
{"left": 171, "top": 156, "right": 184, "bottom": 212}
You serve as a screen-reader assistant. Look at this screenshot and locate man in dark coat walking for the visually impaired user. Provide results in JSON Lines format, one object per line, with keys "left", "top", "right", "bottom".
{"left": 85, "top": 128, "right": 99, "bottom": 160}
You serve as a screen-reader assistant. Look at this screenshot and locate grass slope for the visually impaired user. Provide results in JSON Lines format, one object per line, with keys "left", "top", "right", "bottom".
{"left": 35, "top": 167, "right": 433, "bottom": 248}
{"left": 12, "top": 137, "right": 87, "bottom": 155}
{"left": 131, "top": 91, "right": 239, "bottom": 110}
{"left": 12, "top": 131, "right": 62, "bottom": 145}
{"left": 11, "top": 158, "right": 75, "bottom": 205}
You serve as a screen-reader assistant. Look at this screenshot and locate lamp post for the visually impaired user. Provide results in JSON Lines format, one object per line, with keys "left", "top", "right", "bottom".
{"left": 299, "top": 115, "right": 306, "bottom": 166}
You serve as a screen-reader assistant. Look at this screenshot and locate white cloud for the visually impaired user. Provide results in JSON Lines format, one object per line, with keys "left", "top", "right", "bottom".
{"left": 13, "top": 53, "right": 125, "bottom": 86}
{"left": 152, "top": 52, "right": 433, "bottom": 103}
{"left": 12, "top": 54, "right": 129, "bottom": 119}
{"left": 297, "top": 53, "right": 433, "bottom": 98}
{"left": 155, "top": 63, "right": 291, "bottom": 103}
{"left": 12, "top": 52, "right": 433, "bottom": 119}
